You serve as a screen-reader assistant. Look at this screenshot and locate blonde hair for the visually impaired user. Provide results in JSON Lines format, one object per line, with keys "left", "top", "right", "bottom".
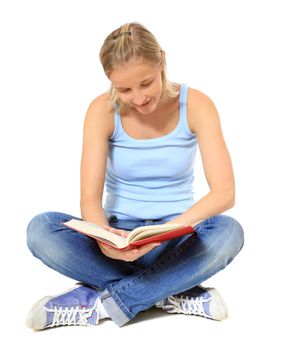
{"left": 99, "top": 22, "right": 179, "bottom": 108}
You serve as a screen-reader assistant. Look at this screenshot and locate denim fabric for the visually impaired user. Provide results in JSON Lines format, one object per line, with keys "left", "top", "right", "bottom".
{"left": 27, "top": 212, "right": 244, "bottom": 326}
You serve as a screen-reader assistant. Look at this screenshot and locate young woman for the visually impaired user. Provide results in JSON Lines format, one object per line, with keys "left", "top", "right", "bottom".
{"left": 26, "top": 22, "right": 244, "bottom": 330}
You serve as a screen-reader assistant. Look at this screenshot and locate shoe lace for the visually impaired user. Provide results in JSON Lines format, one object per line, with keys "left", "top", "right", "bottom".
{"left": 45, "top": 302, "right": 98, "bottom": 327}
{"left": 165, "top": 295, "right": 211, "bottom": 317}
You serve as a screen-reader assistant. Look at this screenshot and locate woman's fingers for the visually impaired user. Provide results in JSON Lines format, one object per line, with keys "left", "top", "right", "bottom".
{"left": 102, "top": 225, "right": 130, "bottom": 237}
{"left": 98, "top": 241, "right": 161, "bottom": 261}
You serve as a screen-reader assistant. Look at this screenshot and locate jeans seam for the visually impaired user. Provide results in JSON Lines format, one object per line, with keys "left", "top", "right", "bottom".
{"left": 107, "top": 285, "right": 135, "bottom": 320}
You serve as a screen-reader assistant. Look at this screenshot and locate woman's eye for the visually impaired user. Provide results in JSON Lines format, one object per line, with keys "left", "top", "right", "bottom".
{"left": 118, "top": 89, "right": 130, "bottom": 93}
{"left": 141, "top": 81, "right": 152, "bottom": 87}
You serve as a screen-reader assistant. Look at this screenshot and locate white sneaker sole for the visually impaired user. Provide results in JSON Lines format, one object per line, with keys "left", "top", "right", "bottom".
{"left": 26, "top": 296, "right": 51, "bottom": 330}
{"left": 207, "top": 288, "right": 228, "bottom": 321}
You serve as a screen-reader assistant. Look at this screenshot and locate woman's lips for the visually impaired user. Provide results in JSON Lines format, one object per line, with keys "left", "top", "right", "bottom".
{"left": 134, "top": 99, "right": 151, "bottom": 108}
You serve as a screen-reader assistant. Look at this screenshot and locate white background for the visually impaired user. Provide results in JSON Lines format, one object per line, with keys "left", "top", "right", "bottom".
{"left": 0, "top": 0, "right": 284, "bottom": 348}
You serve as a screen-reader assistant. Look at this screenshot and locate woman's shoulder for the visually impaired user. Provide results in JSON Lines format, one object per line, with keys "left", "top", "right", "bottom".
{"left": 186, "top": 87, "right": 220, "bottom": 134}
{"left": 87, "top": 92, "right": 114, "bottom": 116}
{"left": 187, "top": 87, "right": 215, "bottom": 108}
{"left": 84, "top": 92, "right": 114, "bottom": 137}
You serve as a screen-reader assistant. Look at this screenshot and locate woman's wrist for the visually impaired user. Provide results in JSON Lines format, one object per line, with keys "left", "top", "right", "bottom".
{"left": 166, "top": 219, "right": 191, "bottom": 227}
{"left": 167, "top": 218, "right": 204, "bottom": 228}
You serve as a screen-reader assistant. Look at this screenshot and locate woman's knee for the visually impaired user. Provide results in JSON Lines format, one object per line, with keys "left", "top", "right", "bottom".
{"left": 26, "top": 211, "right": 70, "bottom": 255}
{"left": 223, "top": 215, "right": 244, "bottom": 248}
{"left": 216, "top": 215, "right": 245, "bottom": 263}
{"left": 27, "top": 212, "right": 52, "bottom": 254}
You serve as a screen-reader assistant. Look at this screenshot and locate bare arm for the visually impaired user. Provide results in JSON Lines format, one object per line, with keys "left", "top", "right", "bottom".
{"left": 169, "top": 89, "right": 235, "bottom": 227}
{"left": 80, "top": 94, "right": 114, "bottom": 226}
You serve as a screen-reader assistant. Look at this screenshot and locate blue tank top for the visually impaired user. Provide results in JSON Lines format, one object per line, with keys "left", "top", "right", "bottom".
{"left": 104, "top": 84, "right": 197, "bottom": 221}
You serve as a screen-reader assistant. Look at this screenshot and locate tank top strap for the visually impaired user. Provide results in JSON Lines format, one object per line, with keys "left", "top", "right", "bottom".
{"left": 179, "top": 84, "right": 191, "bottom": 135}
{"left": 179, "top": 83, "right": 188, "bottom": 115}
{"left": 110, "top": 103, "right": 123, "bottom": 140}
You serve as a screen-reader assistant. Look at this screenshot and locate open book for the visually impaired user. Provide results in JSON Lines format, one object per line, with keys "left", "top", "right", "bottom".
{"left": 63, "top": 219, "right": 195, "bottom": 249}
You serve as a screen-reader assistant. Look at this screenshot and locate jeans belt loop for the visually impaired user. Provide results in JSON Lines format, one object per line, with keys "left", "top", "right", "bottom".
{"left": 109, "top": 215, "right": 118, "bottom": 223}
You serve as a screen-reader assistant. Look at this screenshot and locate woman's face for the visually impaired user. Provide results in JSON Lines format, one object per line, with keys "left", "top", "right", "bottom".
{"left": 109, "top": 58, "right": 163, "bottom": 115}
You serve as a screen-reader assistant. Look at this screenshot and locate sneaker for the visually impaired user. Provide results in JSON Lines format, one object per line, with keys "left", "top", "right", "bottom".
{"left": 26, "top": 284, "right": 101, "bottom": 330}
{"left": 155, "top": 286, "right": 228, "bottom": 321}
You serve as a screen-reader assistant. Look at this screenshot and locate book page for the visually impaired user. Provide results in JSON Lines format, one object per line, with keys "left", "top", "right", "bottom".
{"left": 127, "top": 223, "right": 181, "bottom": 243}
{"left": 64, "top": 219, "right": 127, "bottom": 248}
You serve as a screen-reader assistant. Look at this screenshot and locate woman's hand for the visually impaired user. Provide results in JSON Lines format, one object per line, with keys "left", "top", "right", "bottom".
{"left": 97, "top": 225, "right": 161, "bottom": 261}
{"left": 101, "top": 225, "right": 130, "bottom": 238}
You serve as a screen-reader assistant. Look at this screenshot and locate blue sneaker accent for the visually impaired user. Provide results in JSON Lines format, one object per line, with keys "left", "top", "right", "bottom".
{"left": 26, "top": 284, "right": 101, "bottom": 330}
{"left": 156, "top": 286, "right": 228, "bottom": 321}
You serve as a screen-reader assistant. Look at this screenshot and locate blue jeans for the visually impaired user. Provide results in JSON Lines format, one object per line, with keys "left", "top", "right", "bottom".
{"left": 26, "top": 212, "right": 244, "bottom": 326}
